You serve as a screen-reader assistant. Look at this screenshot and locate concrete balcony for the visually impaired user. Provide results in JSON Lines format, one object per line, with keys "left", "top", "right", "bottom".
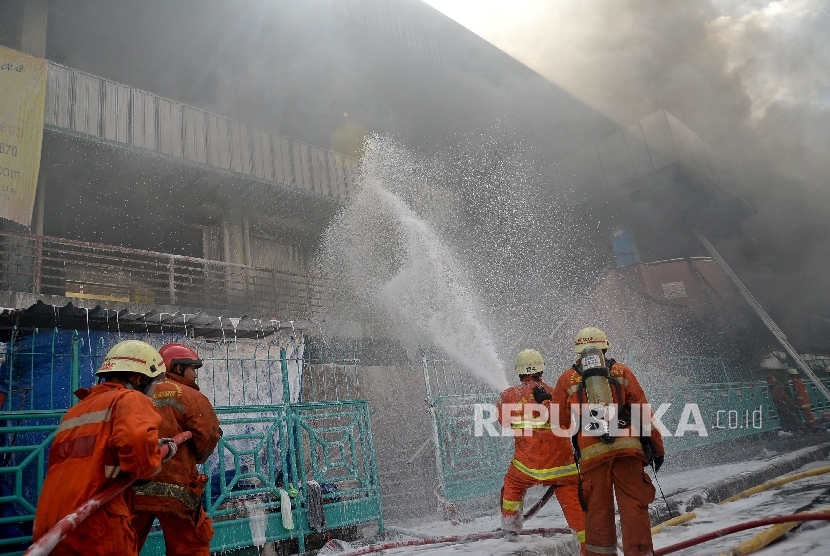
{"left": 44, "top": 63, "right": 358, "bottom": 201}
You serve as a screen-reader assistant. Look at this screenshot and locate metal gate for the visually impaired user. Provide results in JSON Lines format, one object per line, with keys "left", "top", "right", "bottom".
{"left": 421, "top": 355, "right": 512, "bottom": 503}
{"left": 0, "top": 328, "right": 382, "bottom": 555}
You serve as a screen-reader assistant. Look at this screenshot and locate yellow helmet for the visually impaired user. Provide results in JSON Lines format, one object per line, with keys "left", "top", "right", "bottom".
{"left": 97, "top": 340, "right": 166, "bottom": 378}
{"left": 575, "top": 327, "right": 610, "bottom": 354}
{"left": 515, "top": 349, "right": 545, "bottom": 375}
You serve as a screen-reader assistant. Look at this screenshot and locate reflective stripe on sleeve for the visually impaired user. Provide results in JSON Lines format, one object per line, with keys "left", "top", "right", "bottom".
{"left": 55, "top": 408, "right": 112, "bottom": 435}
{"left": 512, "top": 459, "right": 578, "bottom": 481}
{"left": 577, "top": 530, "right": 586, "bottom": 543}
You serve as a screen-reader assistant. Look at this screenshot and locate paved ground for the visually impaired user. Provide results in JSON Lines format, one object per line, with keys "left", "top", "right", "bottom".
{"left": 333, "top": 434, "right": 830, "bottom": 555}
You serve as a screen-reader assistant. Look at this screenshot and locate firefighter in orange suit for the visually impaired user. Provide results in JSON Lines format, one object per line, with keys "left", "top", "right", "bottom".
{"left": 788, "top": 368, "right": 818, "bottom": 426}
{"left": 33, "top": 340, "right": 165, "bottom": 556}
{"left": 552, "top": 328, "right": 665, "bottom": 556}
{"left": 767, "top": 375, "right": 806, "bottom": 431}
{"left": 498, "top": 349, "right": 586, "bottom": 550}
{"left": 133, "top": 343, "right": 222, "bottom": 556}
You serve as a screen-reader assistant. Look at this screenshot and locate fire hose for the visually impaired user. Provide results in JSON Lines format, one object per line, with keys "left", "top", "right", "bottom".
{"left": 653, "top": 513, "right": 830, "bottom": 556}
{"left": 331, "top": 527, "right": 574, "bottom": 556}
{"left": 23, "top": 430, "right": 192, "bottom": 556}
{"left": 524, "top": 485, "right": 557, "bottom": 520}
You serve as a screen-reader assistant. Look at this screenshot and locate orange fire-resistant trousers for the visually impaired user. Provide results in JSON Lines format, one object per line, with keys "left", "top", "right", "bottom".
{"left": 133, "top": 511, "right": 214, "bottom": 556}
{"left": 501, "top": 463, "right": 586, "bottom": 550}
{"left": 582, "top": 455, "right": 656, "bottom": 556}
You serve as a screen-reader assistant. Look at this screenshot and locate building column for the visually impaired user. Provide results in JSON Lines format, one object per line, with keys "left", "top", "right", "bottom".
{"left": 32, "top": 173, "right": 45, "bottom": 235}
{"left": 242, "top": 215, "right": 253, "bottom": 267}
{"left": 221, "top": 213, "right": 246, "bottom": 265}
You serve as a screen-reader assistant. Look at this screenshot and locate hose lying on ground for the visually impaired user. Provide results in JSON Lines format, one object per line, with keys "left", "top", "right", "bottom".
{"left": 719, "top": 465, "right": 830, "bottom": 504}
{"left": 332, "top": 527, "right": 575, "bottom": 556}
{"left": 23, "top": 431, "right": 193, "bottom": 556}
{"left": 716, "top": 507, "right": 830, "bottom": 556}
{"left": 650, "top": 463, "right": 830, "bottom": 534}
{"left": 651, "top": 512, "right": 696, "bottom": 535}
{"left": 524, "top": 485, "right": 557, "bottom": 520}
{"left": 653, "top": 513, "right": 830, "bottom": 556}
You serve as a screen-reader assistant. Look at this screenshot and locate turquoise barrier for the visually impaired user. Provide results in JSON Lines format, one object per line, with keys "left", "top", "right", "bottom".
{"left": 422, "top": 356, "right": 781, "bottom": 504}
{"left": 0, "top": 328, "right": 382, "bottom": 555}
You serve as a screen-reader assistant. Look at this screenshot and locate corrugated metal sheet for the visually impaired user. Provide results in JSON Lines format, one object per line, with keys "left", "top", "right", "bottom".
{"left": 43, "top": 63, "right": 356, "bottom": 199}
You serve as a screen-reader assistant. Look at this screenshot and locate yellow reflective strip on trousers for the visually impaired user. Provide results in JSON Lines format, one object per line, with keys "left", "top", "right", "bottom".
{"left": 510, "top": 421, "right": 552, "bottom": 429}
{"left": 579, "top": 436, "right": 643, "bottom": 462}
{"left": 512, "top": 459, "right": 578, "bottom": 481}
{"left": 577, "top": 530, "right": 586, "bottom": 543}
{"left": 502, "top": 498, "right": 522, "bottom": 512}
{"left": 56, "top": 409, "right": 112, "bottom": 435}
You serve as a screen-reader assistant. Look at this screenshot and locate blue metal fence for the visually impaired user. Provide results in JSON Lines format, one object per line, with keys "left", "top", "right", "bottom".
{"left": 0, "top": 328, "right": 382, "bottom": 555}
{"left": 421, "top": 354, "right": 781, "bottom": 504}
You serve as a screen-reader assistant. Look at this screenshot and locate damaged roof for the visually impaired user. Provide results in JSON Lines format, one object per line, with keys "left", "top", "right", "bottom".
{"left": 0, "top": 300, "right": 309, "bottom": 341}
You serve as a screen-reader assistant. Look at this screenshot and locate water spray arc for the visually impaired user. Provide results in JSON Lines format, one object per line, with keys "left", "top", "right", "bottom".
{"left": 319, "top": 137, "right": 507, "bottom": 390}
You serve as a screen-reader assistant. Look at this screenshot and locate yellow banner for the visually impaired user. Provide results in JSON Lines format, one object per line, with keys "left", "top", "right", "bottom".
{"left": 0, "top": 45, "right": 48, "bottom": 227}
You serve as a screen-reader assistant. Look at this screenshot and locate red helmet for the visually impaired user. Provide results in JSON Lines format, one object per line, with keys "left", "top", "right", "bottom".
{"left": 159, "top": 343, "right": 203, "bottom": 373}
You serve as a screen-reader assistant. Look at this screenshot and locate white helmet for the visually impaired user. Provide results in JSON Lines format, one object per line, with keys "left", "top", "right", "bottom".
{"left": 97, "top": 340, "right": 166, "bottom": 378}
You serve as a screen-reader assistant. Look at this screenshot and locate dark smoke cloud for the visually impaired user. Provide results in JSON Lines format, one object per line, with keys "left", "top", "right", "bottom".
{"left": 432, "top": 0, "right": 830, "bottom": 350}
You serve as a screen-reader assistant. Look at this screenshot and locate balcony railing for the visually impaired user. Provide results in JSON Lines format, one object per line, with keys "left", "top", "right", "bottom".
{"left": 0, "top": 230, "right": 329, "bottom": 319}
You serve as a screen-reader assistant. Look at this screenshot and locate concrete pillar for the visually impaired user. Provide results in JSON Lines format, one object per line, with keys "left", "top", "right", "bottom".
{"left": 221, "top": 213, "right": 247, "bottom": 304}
{"left": 221, "top": 213, "right": 246, "bottom": 265}
{"left": 222, "top": 221, "right": 232, "bottom": 264}
{"left": 242, "top": 215, "right": 253, "bottom": 267}
{"left": 32, "top": 173, "right": 45, "bottom": 235}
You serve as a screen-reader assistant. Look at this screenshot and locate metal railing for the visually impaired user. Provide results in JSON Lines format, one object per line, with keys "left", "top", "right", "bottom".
{"left": 45, "top": 63, "right": 358, "bottom": 200}
{"left": 0, "top": 229, "right": 330, "bottom": 320}
{"left": 421, "top": 354, "right": 781, "bottom": 503}
{"left": 0, "top": 329, "right": 382, "bottom": 555}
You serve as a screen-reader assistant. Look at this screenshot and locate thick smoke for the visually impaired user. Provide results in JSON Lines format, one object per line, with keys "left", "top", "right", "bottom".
{"left": 430, "top": 0, "right": 830, "bottom": 350}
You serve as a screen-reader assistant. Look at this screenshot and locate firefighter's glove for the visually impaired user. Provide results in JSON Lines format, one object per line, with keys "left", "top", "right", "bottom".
{"left": 158, "top": 438, "right": 177, "bottom": 462}
{"left": 640, "top": 437, "right": 663, "bottom": 473}
{"left": 652, "top": 455, "right": 664, "bottom": 473}
{"left": 533, "top": 385, "right": 552, "bottom": 404}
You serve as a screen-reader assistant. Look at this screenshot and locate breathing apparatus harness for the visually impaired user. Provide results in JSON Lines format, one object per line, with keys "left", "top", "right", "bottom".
{"left": 569, "top": 351, "right": 674, "bottom": 516}
{"left": 570, "top": 352, "right": 627, "bottom": 458}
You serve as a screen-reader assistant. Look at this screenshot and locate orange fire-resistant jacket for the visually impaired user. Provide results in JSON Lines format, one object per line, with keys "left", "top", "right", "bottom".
{"left": 552, "top": 360, "right": 664, "bottom": 473}
{"left": 791, "top": 377, "right": 816, "bottom": 424}
{"left": 133, "top": 372, "right": 221, "bottom": 520}
{"left": 497, "top": 378, "right": 579, "bottom": 483}
{"left": 33, "top": 382, "right": 162, "bottom": 555}
{"left": 792, "top": 377, "right": 811, "bottom": 407}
